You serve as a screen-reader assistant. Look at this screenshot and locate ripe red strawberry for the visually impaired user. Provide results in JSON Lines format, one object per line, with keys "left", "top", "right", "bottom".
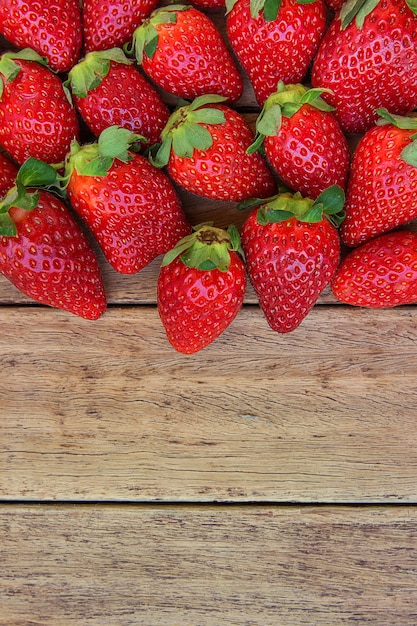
{"left": 152, "top": 95, "right": 276, "bottom": 202}
{"left": 83, "top": 0, "right": 158, "bottom": 53}
{"left": 248, "top": 82, "right": 351, "bottom": 199}
{"left": 0, "top": 153, "right": 18, "bottom": 199}
{"left": 341, "top": 109, "right": 417, "bottom": 248}
{"left": 226, "top": 0, "right": 327, "bottom": 106}
{"left": 0, "top": 0, "right": 82, "bottom": 73}
{"left": 0, "top": 49, "right": 80, "bottom": 166}
{"left": 66, "top": 48, "right": 170, "bottom": 147}
{"left": 65, "top": 126, "right": 191, "bottom": 275}
{"left": 0, "top": 158, "right": 106, "bottom": 319}
{"left": 311, "top": 0, "right": 417, "bottom": 134}
{"left": 241, "top": 186, "right": 345, "bottom": 332}
{"left": 127, "top": 5, "right": 243, "bottom": 103}
{"left": 157, "top": 223, "right": 246, "bottom": 353}
{"left": 332, "top": 230, "right": 417, "bottom": 307}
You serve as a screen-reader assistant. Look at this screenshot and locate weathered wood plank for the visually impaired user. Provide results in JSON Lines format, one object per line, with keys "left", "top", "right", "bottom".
{"left": 1, "top": 504, "right": 417, "bottom": 625}
{"left": 1, "top": 305, "right": 417, "bottom": 502}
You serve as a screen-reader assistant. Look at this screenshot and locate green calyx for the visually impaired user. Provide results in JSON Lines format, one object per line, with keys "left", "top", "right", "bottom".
{"left": 0, "top": 158, "right": 64, "bottom": 237}
{"left": 226, "top": 0, "right": 316, "bottom": 21}
{"left": 125, "top": 4, "right": 188, "bottom": 64}
{"left": 240, "top": 185, "right": 346, "bottom": 228}
{"left": 150, "top": 95, "right": 227, "bottom": 168}
{"left": 64, "top": 125, "right": 144, "bottom": 182}
{"left": 161, "top": 223, "right": 242, "bottom": 272}
{"left": 0, "top": 49, "right": 48, "bottom": 99}
{"left": 339, "top": 0, "right": 380, "bottom": 30}
{"left": 247, "top": 82, "right": 334, "bottom": 154}
{"left": 376, "top": 108, "right": 417, "bottom": 167}
{"left": 66, "top": 48, "right": 132, "bottom": 98}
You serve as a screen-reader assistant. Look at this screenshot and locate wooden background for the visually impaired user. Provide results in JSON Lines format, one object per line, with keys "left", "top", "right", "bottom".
{"left": 1, "top": 8, "right": 417, "bottom": 625}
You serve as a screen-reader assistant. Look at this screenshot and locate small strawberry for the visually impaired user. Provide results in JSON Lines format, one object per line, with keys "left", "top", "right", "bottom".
{"left": 311, "top": 0, "right": 417, "bottom": 134}
{"left": 65, "top": 126, "right": 191, "bottom": 275}
{"left": 226, "top": 0, "right": 327, "bottom": 106}
{"left": 158, "top": 223, "right": 246, "bottom": 354}
{"left": 332, "top": 230, "right": 417, "bottom": 307}
{"left": 83, "top": 0, "right": 159, "bottom": 53}
{"left": 248, "top": 82, "right": 351, "bottom": 199}
{"left": 0, "top": 158, "right": 106, "bottom": 319}
{"left": 341, "top": 109, "right": 417, "bottom": 248}
{"left": 0, "top": 152, "right": 18, "bottom": 199}
{"left": 66, "top": 47, "right": 170, "bottom": 147}
{"left": 241, "top": 185, "right": 345, "bottom": 332}
{"left": 0, "top": 49, "right": 80, "bottom": 166}
{"left": 152, "top": 95, "right": 276, "bottom": 202}
{"left": 0, "top": 0, "right": 82, "bottom": 73}
{"left": 127, "top": 4, "right": 243, "bottom": 103}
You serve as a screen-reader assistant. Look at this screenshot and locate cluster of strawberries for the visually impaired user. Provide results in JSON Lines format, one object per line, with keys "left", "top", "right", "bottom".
{"left": 1, "top": 0, "right": 417, "bottom": 353}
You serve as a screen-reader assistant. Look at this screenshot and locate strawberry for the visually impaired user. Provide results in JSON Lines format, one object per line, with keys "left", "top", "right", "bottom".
{"left": 332, "top": 230, "right": 417, "bottom": 307}
{"left": 248, "top": 82, "right": 351, "bottom": 199}
{"left": 157, "top": 223, "right": 246, "bottom": 353}
{"left": 0, "top": 0, "right": 82, "bottom": 73}
{"left": 152, "top": 95, "right": 276, "bottom": 202}
{"left": 0, "top": 158, "right": 106, "bottom": 319}
{"left": 65, "top": 126, "right": 191, "bottom": 275}
{"left": 311, "top": 0, "right": 417, "bottom": 134}
{"left": 341, "top": 109, "right": 417, "bottom": 248}
{"left": 0, "top": 49, "right": 80, "bottom": 166}
{"left": 0, "top": 153, "right": 18, "bottom": 199}
{"left": 225, "top": 0, "right": 327, "bottom": 106}
{"left": 127, "top": 4, "right": 243, "bottom": 103}
{"left": 241, "top": 186, "right": 345, "bottom": 332}
{"left": 82, "top": 0, "right": 159, "bottom": 53}
{"left": 66, "top": 47, "right": 170, "bottom": 147}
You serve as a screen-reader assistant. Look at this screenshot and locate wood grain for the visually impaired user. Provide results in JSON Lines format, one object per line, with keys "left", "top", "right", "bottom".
{"left": 1, "top": 504, "right": 417, "bottom": 625}
{"left": 2, "top": 305, "right": 417, "bottom": 503}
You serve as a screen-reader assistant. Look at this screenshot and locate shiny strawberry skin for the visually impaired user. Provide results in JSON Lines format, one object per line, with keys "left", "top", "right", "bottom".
{"left": 0, "top": 0, "right": 82, "bottom": 73}
{"left": 241, "top": 212, "right": 340, "bottom": 332}
{"left": 332, "top": 230, "right": 417, "bottom": 307}
{"left": 157, "top": 252, "right": 246, "bottom": 354}
{"left": 0, "top": 59, "right": 79, "bottom": 166}
{"left": 67, "top": 153, "right": 191, "bottom": 274}
{"left": 0, "top": 191, "right": 107, "bottom": 319}
{"left": 312, "top": 0, "right": 417, "bottom": 134}
{"left": 226, "top": 0, "right": 326, "bottom": 106}
{"left": 167, "top": 105, "right": 276, "bottom": 202}
{"left": 341, "top": 124, "right": 417, "bottom": 248}
{"left": 72, "top": 62, "right": 170, "bottom": 146}
{"left": 141, "top": 7, "right": 243, "bottom": 103}
{"left": 264, "top": 104, "right": 350, "bottom": 199}
{"left": 83, "top": 0, "right": 158, "bottom": 53}
{"left": 0, "top": 153, "right": 18, "bottom": 199}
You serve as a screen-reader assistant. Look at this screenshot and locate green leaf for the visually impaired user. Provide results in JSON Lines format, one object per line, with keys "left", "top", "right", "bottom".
{"left": 405, "top": 0, "right": 417, "bottom": 13}
{"left": 249, "top": 0, "right": 266, "bottom": 18}
{"left": 0, "top": 212, "right": 17, "bottom": 236}
{"left": 151, "top": 136, "right": 173, "bottom": 168}
{"left": 144, "top": 34, "right": 159, "bottom": 59}
{"left": 188, "top": 94, "right": 228, "bottom": 111}
{"left": 172, "top": 126, "right": 195, "bottom": 158}
{"left": 376, "top": 108, "right": 417, "bottom": 129}
{"left": 81, "top": 156, "right": 114, "bottom": 177}
{"left": 401, "top": 141, "right": 417, "bottom": 167}
{"left": 97, "top": 126, "right": 139, "bottom": 162}
{"left": 339, "top": 0, "right": 379, "bottom": 29}
{"left": 190, "top": 108, "right": 226, "bottom": 125}
{"left": 263, "top": 0, "right": 281, "bottom": 21}
{"left": 17, "top": 158, "right": 60, "bottom": 189}
{"left": 314, "top": 185, "right": 345, "bottom": 216}
{"left": 185, "top": 123, "right": 213, "bottom": 152}
{"left": 257, "top": 104, "right": 282, "bottom": 137}
{"left": 301, "top": 203, "right": 324, "bottom": 223}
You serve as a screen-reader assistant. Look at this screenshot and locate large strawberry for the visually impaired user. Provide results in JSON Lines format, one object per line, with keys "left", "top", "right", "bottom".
{"left": 66, "top": 47, "right": 170, "bottom": 147}
{"left": 226, "top": 0, "right": 327, "bottom": 106}
{"left": 152, "top": 95, "right": 276, "bottom": 202}
{"left": 0, "top": 49, "right": 80, "bottom": 166}
{"left": 0, "top": 158, "right": 106, "bottom": 319}
{"left": 248, "top": 82, "right": 351, "bottom": 199}
{"left": 0, "top": 153, "right": 18, "bottom": 199}
{"left": 341, "top": 109, "right": 417, "bottom": 248}
{"left": 0, "top": 0, "right": 82, "bottom": 73}
{"left": 332, "top": 230, "right": 417, "bottom": 307}
{"left": 127, "top": 5, "right": 243, "bottom": 103}
{"left": 241, "top": 185, "right": 345, "bottom": 332}
{"left": 311, "top": 0, "right": 417, "bottom": 134}
{"left": 158, "top": 223, "right": 246, "bottom": 353}
{"left": 65, "top": 126, "right": 191, "bottom": 275}
{"left": 83, "top": 0, "right": 159, "bottom": 53}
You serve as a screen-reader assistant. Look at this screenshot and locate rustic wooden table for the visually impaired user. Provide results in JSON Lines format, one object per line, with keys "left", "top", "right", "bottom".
{"left": 2, "top": 11, "right": 417, "bottom": 625}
